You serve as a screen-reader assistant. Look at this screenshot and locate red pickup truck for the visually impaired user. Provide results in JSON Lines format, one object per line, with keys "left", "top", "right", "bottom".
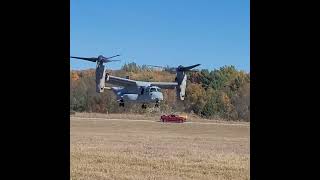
{"left": 160, "top": 114, "right": 187, "bottom": 123}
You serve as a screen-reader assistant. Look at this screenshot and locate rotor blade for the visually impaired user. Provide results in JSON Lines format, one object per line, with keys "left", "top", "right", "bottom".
{"left": 147, "top": 65, "right": 176, "bottom": 71}
{"left": 70, "top": 56, "right": 97, "bottom": 62}
{"left": 106, "top": 55, "right": 120, "bottom": 59}
{"left": 146, "top": 65, "right": 166, "bottom": 68}
{"left": 180, "top": 64, "right": 201, "bottom": 71}
{"left": 102, "top": 59, "right": 121, "bottom": 63}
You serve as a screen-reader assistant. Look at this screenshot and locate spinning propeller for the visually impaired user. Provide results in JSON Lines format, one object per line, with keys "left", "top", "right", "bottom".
{"left": 147, "top": 64, "right": 200, "bottom": 73}
{"left": 70, "top": 55, "right": 120, "bottom": 64}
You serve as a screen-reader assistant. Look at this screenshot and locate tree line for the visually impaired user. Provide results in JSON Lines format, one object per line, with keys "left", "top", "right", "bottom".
{"left": 70, "top": 63, "right": 250, "bottom": 121}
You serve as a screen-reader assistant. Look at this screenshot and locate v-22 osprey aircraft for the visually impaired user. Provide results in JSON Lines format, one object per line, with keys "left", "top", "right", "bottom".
{"left": 71, "top": 55, "right": 200, "bottom": 108}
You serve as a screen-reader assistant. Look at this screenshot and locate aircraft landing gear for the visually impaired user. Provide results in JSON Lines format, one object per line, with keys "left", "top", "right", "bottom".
{"left": 119, "top": 100, "right": 124, "bottom": 107}
{"left": 155, "top": 103, "right": 159, "bottom": 108}
{"left": 155, "top": 99, "right": 160, "bottom": 108}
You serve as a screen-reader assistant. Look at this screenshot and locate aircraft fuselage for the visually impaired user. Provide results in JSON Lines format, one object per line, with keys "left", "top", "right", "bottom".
{"left": 112, "top": 86, "right": 163, "bottom": 104}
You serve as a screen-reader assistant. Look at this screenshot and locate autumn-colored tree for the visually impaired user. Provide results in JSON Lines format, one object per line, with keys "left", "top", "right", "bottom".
{"left": 70, "top": 63, "right": 250, "bottom": 121}
{"left": 232, "top": 82, "right": 250, "bottom": 121}
{"left": 184, "top": 82, "right": 206, "bottom": 114}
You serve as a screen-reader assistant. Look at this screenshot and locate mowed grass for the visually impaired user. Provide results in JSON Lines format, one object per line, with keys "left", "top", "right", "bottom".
{"left": 71, "top": 114, "right": 250, "bottom": 180}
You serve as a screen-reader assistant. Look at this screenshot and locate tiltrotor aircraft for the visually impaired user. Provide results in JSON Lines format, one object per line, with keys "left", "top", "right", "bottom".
{"left": 70, "top": 55, "right": 200, "bottom": 108}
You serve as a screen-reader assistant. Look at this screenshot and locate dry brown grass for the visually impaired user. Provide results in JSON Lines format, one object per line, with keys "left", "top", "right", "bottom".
{"left": 72, "top": 112, "right": 249, "bottom": 124}
{"left": 71, "top": 114, "right": 250, "bottom": 180}
{"left": 72, "top": 112, "right": 157, "bottom": 120}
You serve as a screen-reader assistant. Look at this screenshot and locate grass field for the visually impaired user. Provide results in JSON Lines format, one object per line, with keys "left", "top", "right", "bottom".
{"left": 71, "top": 113, "right": 250, "bottom": 180}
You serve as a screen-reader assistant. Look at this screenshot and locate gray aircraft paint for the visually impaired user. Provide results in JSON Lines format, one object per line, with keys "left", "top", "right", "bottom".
{"left": 176, "top": 71, "right": 187, "bottom": 100}
{"left": 96, "top": 62, "right": 106, "bottom": 93}
{"left": 71, "top": 55, "right": 200, "bottom": 107}
{"left": 110, "top": 83, "right": 163, "bottom": 103}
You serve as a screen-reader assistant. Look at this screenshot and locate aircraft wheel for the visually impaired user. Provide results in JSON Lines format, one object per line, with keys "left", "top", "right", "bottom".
{"left": 119, "top": 99, "right": 124, "bottom": 107}
{"left": 155, "top": 99, "right": 160, "bottom": 108}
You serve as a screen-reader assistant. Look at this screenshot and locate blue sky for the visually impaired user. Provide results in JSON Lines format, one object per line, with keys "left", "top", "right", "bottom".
{"left": 70, "top": 0, "right": 249, "bottom": 72}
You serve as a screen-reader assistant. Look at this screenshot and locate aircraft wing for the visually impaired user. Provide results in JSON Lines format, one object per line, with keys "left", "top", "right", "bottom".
{"left": 150, "top": 82, "right": 178, "bottom": 89}
{"left": 106, "top": 75, "right": 178, "bottom": 89}
{"left": 106, "top": 75, "right": 137, "bottom": 87}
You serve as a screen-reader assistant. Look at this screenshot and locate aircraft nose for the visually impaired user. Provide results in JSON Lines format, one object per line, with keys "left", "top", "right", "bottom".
{"left": 158, "top": 92, "right": 164, "bottom": 100}
{"left": 152, "top": 92, "right": 163, "bottom": 101}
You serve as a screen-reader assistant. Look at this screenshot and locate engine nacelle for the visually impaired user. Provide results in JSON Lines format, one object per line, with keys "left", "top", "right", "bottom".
{"left": 176, "top": 71, "right": 187, "bottom": 100}
{"left": 96, "top": 64, "right": 106, "bottom": 93}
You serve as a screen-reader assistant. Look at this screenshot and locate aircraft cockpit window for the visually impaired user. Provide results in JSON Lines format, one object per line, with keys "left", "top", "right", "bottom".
{"left": 150, "top": 88, "right": 156, "bottom": 92}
